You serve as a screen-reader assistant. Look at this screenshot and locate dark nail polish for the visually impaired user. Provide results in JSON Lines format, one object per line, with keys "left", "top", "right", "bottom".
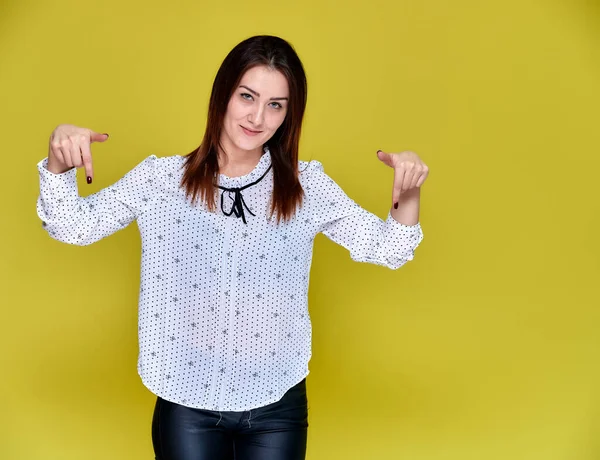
{"left": 87, "top": 176, "right": 92, "bottom": 184}
{"left": 103, "top": 133, "right": 109, "bottom": 138}
{"left": 394, "top": 202, "right": 398, "bottom": 209}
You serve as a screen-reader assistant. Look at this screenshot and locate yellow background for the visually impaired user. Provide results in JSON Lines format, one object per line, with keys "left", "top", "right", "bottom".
{"left": 1, "top": 0, "right": 599, "bottom": 459}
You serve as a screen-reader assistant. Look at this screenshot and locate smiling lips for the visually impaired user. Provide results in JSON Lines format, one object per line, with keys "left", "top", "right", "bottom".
{"left": 241, "top": 125, "right": 262, "bottom": 136}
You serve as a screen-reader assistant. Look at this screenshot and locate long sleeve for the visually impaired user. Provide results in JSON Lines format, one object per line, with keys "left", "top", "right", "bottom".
{"left": 303, "top": 160, "right": 423, "bottom": 269}
{"left": 36, "top": 155, "right": 160, "bottom": 246}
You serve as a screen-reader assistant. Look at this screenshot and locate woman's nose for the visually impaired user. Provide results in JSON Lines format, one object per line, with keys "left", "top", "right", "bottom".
{"left": 248, "top": 105, "right": 265, "bottom": 126}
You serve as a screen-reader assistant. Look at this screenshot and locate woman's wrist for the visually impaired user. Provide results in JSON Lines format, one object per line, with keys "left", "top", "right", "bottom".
{"left": 46, "top": 155, "right": 72, "bottom": 175}
{"left": 390, "top": 188, "right": 420, "bottom": 226}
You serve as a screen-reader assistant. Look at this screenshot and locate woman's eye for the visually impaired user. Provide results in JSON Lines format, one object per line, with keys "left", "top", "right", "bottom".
{"left": 269, "top": 102, "right": 283, "bottom": 109}
{"left": 241, "top": 93, "right": 253, "bottom": 100}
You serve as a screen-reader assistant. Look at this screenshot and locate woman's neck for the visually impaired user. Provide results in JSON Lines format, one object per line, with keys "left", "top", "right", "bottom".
{"left": 218, "top": 141, "right": 263, "bottom": 178}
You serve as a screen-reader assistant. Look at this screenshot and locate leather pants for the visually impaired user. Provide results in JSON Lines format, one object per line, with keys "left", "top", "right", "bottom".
{"left": 152, "top": 379, "right": 308, "bottom": 460}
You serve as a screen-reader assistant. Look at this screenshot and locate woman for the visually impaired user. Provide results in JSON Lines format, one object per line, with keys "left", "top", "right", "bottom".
{"left": 36, "top": 35, "right": 427, "bottom": 460}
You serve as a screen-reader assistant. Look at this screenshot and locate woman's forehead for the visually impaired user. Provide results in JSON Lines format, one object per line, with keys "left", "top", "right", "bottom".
{"left": 239, "top": 66, "right": 289, "bottom": 97}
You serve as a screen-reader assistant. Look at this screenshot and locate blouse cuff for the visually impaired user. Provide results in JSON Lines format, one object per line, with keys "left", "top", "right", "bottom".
{"left": 384, "top": 211, "right": 424, "bottom": 247}
{"left": 37, "top": 157, "right": 80, "bottom": 218}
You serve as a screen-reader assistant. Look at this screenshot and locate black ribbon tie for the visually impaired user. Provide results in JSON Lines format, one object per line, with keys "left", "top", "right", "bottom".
{"left": 217, "top": 164, "right": 272, "bottom": 224}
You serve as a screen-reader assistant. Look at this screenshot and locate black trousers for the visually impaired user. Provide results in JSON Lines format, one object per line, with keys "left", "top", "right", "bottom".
{"left": 152, "top": 379, "right": 308, "bottom": 460}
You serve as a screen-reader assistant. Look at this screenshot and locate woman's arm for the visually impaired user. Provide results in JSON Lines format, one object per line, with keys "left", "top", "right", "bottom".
{"left": 303, "top": 158, "right": 425, "bottom": 270}
{"left": 37, "top": 125, "right": 160, "bottom": 246}
{"left": 37, "top": 155, "right": 159, "bottom": 246}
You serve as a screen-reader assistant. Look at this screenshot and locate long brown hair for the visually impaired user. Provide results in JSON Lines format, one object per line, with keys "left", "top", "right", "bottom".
{"left": 181, "top": 35, "right": 307, "bottom": 223}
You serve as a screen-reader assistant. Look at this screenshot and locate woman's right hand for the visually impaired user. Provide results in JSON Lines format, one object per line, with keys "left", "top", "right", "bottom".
{"left": 47, "top": 124, "right": 109, "bottom": 183}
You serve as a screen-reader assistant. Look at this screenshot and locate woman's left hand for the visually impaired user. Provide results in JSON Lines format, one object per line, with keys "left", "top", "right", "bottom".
{"left": 376, "top": 150, "right": 429, "bottom": 205}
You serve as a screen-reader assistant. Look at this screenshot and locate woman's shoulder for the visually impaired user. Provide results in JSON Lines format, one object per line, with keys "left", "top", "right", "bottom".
{"left": 125, "top": 153, "right": 184, "bottom": 171}
{"left": 299, "top": 158, "right": 338, "bottom": 185}
{"left": 152, "top": 153, "right": 186, "bottom": 170}
{"left": 116, "top": 154, "right": 185, "bottom": 190}
{"left": 298, "top": 158, "right": 341, "bottom": 198}
{"left": 137, "top": 153, "right": 186, "bottom": 177}
{"left": 298, "top": 158, "right": 324, "bottom": 177}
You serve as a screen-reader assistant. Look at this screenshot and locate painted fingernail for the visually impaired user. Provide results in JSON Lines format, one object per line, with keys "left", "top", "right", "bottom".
{"left": 377, "top": 150, "right": 382, "bottom": 153}
{"left": 103, "top": 133, "right": 109, "bottom": 138}
{"left": 394, "top": 202, "right": 398, "bottom": 209}
{"left": 87, "top": 176, "right": 92, "bottom": 184}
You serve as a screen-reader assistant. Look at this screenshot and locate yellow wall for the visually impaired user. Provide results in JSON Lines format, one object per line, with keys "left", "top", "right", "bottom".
{"left": 1, "top": 0, "right": 599, "bottom": 458}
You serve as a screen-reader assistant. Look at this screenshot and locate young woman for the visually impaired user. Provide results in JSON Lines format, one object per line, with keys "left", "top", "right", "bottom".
{"left": 36, "top": 35, "right": 427, "bottom": 460}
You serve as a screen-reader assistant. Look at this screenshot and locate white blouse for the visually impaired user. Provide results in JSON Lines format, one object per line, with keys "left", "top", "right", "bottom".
{"left": 36, "top": 148, "right": 423, "bottom": 411}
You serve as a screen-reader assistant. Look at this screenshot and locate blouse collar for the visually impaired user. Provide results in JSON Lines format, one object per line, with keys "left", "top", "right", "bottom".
{"left": 217, "top": 145, "right": 272, "bottom": 189}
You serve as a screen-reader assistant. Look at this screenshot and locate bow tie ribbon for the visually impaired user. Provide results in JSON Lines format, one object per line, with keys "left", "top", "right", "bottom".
{"left": 217, "top": 164, "right": 272, "bottom": 224}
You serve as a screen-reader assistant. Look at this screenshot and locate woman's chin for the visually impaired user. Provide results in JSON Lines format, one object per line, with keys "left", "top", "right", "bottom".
{"left": 234, "top": 139, "right": 264, "bottom": 153}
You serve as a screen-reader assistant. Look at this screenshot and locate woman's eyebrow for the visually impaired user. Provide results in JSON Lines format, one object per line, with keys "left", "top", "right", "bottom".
{"left": 239, "top": 85, "right": 289, "bottom": 101}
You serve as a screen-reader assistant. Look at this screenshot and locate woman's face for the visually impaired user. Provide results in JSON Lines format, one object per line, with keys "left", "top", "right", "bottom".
{"left": 221, "top": 65, "right": 289, "bottom": 156}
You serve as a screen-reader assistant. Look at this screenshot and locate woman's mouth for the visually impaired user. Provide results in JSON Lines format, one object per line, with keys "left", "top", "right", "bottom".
{"left": 241, "top": 126, "right": 262, "bottom": 136}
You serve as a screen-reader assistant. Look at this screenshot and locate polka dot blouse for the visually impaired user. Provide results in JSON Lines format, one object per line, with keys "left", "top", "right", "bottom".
{"left": 36, "top": 148, "right": 423, "bottom": 411}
